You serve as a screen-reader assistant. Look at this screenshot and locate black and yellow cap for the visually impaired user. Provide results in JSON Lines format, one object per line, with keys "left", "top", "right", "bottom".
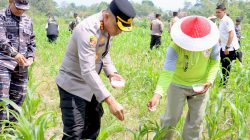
{"left": 109, "top": 0, "right": 136, "bottom": 32}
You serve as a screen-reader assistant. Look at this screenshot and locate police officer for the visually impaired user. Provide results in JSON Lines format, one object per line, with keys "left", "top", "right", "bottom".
{"left": 169, "top": 11, "right": 179, "bottom": 32}
{"left": 150, "top": 13, "right": 163, "bottom": 50}
{"left": 0, "top": 0, "right": 36, "bottom": 121}
{"left": 46, "top": 16, "right": 59, "bottom": 42}
{"left": 56, "top": 0, "right": 135, "bottom": 139}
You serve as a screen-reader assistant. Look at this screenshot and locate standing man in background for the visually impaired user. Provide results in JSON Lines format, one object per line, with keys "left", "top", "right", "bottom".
{"left": 68, "top": 13, "right": 81, "bottom": 33}
{"left": 235, "top": 17, "right": 242, "bottom": 45}
{"left": 74, "top": 12, "right": 81, "bottom": 25}
{"left": 150, "top": 13, "right": 163, "bottom": 50}
{"left": 235, "top": 17, "right": 243, "bottom": 62}
{"left": 215, "top": 4, "right": 240, "bottom": 85}
{"left": 56, "top": 0, "right": 136, "bottom": 139}
{"left": 169, "top": 11, "right": 179, "bottom": 32}
{"left": 0, "top": 0, "right": 36, "bottom": 122}
{"left": 46, "top": 15, "right": 59, "bottom": 43}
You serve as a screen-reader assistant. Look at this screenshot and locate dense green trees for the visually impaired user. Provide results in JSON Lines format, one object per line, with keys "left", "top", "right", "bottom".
{"left": 185, "top": 0, "right": 250, "bottom": 23}
{"left": 0, "top": 0, "right": 249, "bottom": 23}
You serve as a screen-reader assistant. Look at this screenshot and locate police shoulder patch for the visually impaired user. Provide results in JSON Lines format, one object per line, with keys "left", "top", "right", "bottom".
{"left": 89, "top": 36, "right": 97, "bottom": 47}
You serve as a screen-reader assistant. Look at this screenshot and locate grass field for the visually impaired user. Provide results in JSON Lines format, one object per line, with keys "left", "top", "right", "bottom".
{"left": 0, "top": 16, "right": 250, "bottom": 140}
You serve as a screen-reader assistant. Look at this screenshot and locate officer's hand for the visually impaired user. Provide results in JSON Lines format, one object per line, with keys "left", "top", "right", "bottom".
{"left": 105, "top": 96, "right": 124, "bottom": 121}
{"left": 194, "top": 82, "right": 212, "bottom": 94}
{"left": 147, "top": 94, "right": 161, "bottom": 112}
{"left": 25, "top": 58, "right": 34, "bottom": 67}
{"left": 14, "top": 53, "right": 27, "bottom": 66}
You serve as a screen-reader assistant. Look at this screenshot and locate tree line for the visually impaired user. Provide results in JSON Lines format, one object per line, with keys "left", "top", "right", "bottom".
{"left": 0, "top": 0, "right": 249, "bottom": 23}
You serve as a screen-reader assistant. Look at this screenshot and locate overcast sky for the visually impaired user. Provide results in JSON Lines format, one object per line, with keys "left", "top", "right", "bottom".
{"left": 54, "top": 0, "right": 197, "bottom": 11}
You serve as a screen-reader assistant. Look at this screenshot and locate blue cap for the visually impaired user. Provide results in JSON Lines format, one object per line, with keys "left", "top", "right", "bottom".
{"left": 14, "top": 0, "right": 30, "bottom": 10}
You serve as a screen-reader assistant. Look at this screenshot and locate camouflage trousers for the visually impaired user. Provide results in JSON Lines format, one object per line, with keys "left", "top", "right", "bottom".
{"left": 0, "top": 65, "right": 28, "bottom": 121}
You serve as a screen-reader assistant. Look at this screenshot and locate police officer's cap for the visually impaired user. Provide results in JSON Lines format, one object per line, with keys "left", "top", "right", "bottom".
{"left": 14, "top": 0, "right": 30, "bottom": 10}
{"left": 109, "top": 0, "right": 136, "bottom": 32}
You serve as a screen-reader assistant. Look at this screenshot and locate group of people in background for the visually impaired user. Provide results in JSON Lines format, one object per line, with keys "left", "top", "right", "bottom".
{"left": 45, "top": 12, "right": 81, "bottom": 43}
{"left": 0, "top": 0, "right": 246, "bottom": 140}
{"left": 150, "top": 4, "right": 243, "bottom": 85}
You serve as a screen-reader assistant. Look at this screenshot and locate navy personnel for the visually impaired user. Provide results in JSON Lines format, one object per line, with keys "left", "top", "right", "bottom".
{"left": 0, "top": 0, "right": 36, "bottom": 121}
{"left": 56, "top": 0, "right": 136, "bottom": 139}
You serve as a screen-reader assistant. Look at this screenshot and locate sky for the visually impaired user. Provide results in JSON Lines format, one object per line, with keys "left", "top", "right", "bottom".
{"left": 54, "top": 0, "right": 197, "bottom": 11}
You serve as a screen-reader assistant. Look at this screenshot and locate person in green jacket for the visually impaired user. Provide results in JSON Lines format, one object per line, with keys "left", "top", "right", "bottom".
{"left": 148, "top": 16, "right": 220, "bottom": 140}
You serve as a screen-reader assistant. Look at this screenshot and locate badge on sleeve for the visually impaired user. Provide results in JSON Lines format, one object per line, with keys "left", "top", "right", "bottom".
{"left": 90, "top": 36, "right": 97, "bottom": 47}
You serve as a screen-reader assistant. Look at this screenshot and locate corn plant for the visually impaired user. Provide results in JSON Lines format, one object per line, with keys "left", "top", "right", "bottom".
{"left": 1, "top": 16, "right": 247, "bottom": 139}
{"left": 0, "top": 98, "right": 56, "bottom": 140}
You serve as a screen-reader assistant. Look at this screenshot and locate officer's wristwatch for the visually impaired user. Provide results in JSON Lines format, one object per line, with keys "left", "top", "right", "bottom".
{"left": 225, "top": 46, "right": 230, "bottom": 49}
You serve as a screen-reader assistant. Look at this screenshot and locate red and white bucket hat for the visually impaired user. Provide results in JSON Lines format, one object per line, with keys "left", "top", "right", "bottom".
{"left": 170, "top": 16, "right": 219, "bottom": 51}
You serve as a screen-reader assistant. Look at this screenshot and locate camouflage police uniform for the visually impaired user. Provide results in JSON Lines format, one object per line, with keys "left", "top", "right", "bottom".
{"left": 0, "top": 8, "right": 36, "bottom": 121}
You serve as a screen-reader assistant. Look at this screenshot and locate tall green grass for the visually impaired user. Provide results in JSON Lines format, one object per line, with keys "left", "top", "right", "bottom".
{"left": 1, "top": 16, "right": 249, "bottom": 139}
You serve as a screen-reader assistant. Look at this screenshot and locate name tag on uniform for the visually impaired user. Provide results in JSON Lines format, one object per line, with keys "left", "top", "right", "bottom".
{"left": 4, "top": 22, "right": 17, "bottom": 27}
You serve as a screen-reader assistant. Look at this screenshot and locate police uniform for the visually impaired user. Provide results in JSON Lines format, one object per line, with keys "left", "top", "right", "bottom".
{"left": 150, "top": 14, "right": 163, "bottom": 50}
{"left": 56, "top": 0, "right": 135, "bottom": 139}
{"left": 0, "top": 0, "right": 35, "bottom": 121}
